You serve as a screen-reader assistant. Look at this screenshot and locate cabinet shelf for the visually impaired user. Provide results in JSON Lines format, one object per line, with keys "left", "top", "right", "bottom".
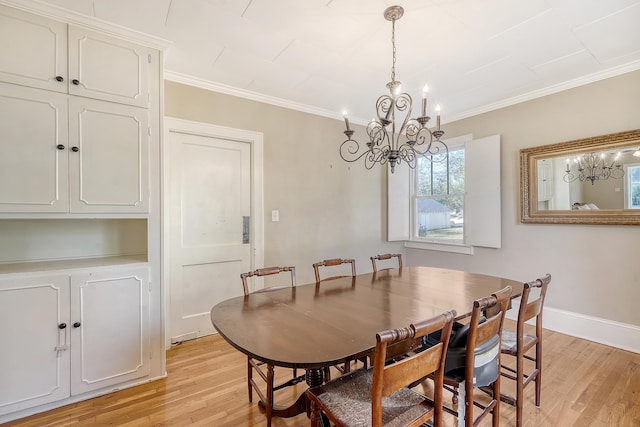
{"left": 0, "top": 254, "right": 147, "bottom": 275}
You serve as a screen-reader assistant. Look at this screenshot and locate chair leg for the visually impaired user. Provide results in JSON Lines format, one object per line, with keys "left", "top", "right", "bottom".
{"left": 310, "top": 400, "right": 321, "bottom": 427}
{"left": 492, "top": 376, "right": 501, "bottom": 427}
{"left": 266, "top": 364, "right": 274, "bottom": 427}
{"left": 516, "top": 352, "right": 524, "bottom": 427}
{"left": 247, "top": 357, "right": 253, "bottom": 403}
{"left": 535, "top": 342, "right": 542, "bottom": 407}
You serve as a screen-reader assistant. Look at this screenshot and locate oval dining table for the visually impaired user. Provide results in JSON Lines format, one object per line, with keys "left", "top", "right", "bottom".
{"left": 210, "top": 266, "right": 523, "bottom": 421}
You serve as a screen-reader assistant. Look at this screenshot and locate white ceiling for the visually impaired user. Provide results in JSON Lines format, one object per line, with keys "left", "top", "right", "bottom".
{"left": 21, "top": 0, "right": 640, "bottom": 123}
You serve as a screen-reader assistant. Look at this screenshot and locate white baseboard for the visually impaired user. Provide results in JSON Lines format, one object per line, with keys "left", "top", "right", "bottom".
{"left": 507, "top": 301, "right": 640, "bottom": 354}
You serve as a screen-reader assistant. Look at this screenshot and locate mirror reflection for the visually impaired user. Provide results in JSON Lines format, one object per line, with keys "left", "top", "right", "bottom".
{"left": 537, "top": 148, "right": 640, "bottom": 211}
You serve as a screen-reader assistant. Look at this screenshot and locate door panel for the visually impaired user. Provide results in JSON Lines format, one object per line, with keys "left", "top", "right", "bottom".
{"left": 169, "top": 131, "right": 251, "bottom": 343}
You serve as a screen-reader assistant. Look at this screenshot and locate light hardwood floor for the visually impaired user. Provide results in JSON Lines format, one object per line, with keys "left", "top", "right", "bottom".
{"left": 5, "top": 321, "right": 640, "bottom": 427}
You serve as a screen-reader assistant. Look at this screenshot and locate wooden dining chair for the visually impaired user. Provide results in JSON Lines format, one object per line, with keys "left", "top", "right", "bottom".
{"left": 500, "top": 274, "right": 551, "bottom": 427}
{"left": 307, "top": 309, "right": 456, "bottom": 427}
{"left": 313, "top": 258, "right": 361, "bottom": 378}
{"left": 370, "top": 253, "right": 402, "bottom": 273}
{"left": 438, "top": 286, "right": 512, "bottom": 427}
{"left": 240, "top": 266, "right": 301, "bottom": 427}
{"left": 313, "top": 258, "right": 356, "bottom": 283}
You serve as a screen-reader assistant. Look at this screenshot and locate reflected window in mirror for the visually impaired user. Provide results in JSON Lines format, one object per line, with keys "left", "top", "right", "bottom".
{"left": 625, "top": 163, "right": 640, "bottom": 209}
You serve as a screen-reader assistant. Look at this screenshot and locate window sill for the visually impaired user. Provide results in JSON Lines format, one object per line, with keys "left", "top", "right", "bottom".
{"left": 404, "top": 240, "right": 474, "bottom": 255}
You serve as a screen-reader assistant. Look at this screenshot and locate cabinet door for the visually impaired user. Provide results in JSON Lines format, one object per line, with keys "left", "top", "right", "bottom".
{"left": 0, "top": 275, "right": 70, "bottom": 416}
{"left": 70, "top": 267, "right": 150, "bottom": 395}
{"left": 68, "top": 26, "right": 149, "bottom": 108}
{"left": 0, "top": 82, "right": 69, "bottom": 213}
{"left": 68, "top": 97, "right": 149, "bottom": 213}
{"left": 0, "top": 5, "right": 68, "bottom": 93}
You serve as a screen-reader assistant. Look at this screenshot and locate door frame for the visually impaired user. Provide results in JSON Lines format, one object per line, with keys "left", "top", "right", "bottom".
{"left": 163, "top": 117, "right": 264, "bottom": 348}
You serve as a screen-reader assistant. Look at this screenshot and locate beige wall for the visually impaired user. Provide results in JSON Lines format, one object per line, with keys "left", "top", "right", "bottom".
{"left": 407, "top": 70, "right": 640, "bottom": 326}
{"left": 166, "top": 71, "right": 640, "bottom": 327}
{"left": 165, "top": 81, "right": 403, "bottom": 285}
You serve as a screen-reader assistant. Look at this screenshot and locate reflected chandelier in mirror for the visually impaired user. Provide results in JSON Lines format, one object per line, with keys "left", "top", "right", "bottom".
{"left": 563, "top": 151, "right": 624, "bottom": 185}
{"left": 521, "top": 129, "right": 640, "bottom": 225}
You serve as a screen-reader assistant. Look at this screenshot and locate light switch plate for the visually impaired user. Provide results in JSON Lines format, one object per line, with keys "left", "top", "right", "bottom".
{"left": 271, "top": 210, "right": 279, "bottom": 222}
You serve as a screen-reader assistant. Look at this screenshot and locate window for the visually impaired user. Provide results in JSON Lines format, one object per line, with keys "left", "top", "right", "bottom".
{"left": 387, "top": 134, "right": 501, "bottom": 252}
{"left": 625, "top": 163, "right": 640, "bottom": 209}
{"left": 414, "top": 146, "right": 465, "bottom": 243}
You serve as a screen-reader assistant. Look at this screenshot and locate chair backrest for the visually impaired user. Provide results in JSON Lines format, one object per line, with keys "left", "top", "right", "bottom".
{"left": 370, "top": 253, "right": 402, "bottom": 273}
{"left": 371, "top": 310, "right": 456, "bottom": 427}
{"left": 517, "top": 274, "right": 551, "bottom": 339}
{"left": 240, "top": 266, "right": 296, "bottom": 296}
{"left": 463, "top": 286, "right": 512, "bottom": 386}
{"left": 312, "top": 258, "right": 356, "bottom": 283}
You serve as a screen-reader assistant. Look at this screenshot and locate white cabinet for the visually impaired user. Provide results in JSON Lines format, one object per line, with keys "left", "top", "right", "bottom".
{"left": 0, "top": 275, "right": 71, "bottom": 414}
{"left": 0, "top": 6, "right": 68, "bottom": 93}
{"left": 0, "top": 82, "right": 149, "bottom": 213}
{"left": 68, "top": 26, "right": 150, "bottom": 107}
{"left": 0, "top": 83, "right": 69, "bottom": 212}
{"left": 69, "top": 97, "right": 149, "bottom": 213}
{"left": 0, "top": 5, "right": 150, "bottom": 107}
{"left": 0, "top": 263, "right": 150, "bottom": 416}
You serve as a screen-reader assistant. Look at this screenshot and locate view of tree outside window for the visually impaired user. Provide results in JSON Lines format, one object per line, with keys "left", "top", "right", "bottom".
{"left": 415, "top": 147, "right": 465, "bottom": 241}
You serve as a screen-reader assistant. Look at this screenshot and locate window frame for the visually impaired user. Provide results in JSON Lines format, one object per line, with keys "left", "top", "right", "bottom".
{"left": 387, "top": 134, "right": 501, "bottom": 254}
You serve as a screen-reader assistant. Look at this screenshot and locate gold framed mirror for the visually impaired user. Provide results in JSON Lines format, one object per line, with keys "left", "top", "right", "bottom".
{"left": 520, "top": 129, "right": 640, "bottom": 225}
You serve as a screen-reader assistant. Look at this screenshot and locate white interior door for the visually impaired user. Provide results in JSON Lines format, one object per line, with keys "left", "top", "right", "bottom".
{"left": 168, "top": 124, "right": 255, "bottom": 343}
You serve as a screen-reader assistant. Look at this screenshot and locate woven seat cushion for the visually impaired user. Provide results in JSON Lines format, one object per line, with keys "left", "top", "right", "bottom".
{"left": 313, "top": 369, "right": 433, "bottom": 427}
{"left": 501, "top": 328, "right": 538, "bottom": 355}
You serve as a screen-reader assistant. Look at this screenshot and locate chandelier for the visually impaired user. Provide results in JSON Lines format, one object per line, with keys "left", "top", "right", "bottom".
{"left": 339, "top": 5, "right": 448, "bottom": 173}
{"left": 563, "top": 151, "right": 624, "bottom": 185}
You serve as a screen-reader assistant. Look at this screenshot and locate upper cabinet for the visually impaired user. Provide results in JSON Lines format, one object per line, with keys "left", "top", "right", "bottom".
{"left": 0, "top": 6, "right": 68, "bottom": 93}
{"left": 67, "top": 26, "right": 150, "bottom": 107}
{"left": 0, "top": 5, "right": 150, "bottom": 107}
{"left": 0, "top": 82, "right": 149, "bottom": 213}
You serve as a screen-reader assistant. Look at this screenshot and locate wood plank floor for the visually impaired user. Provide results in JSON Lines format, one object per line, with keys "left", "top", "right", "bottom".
{"left": 5, "top": 321, "right": 640, "bottom": 426}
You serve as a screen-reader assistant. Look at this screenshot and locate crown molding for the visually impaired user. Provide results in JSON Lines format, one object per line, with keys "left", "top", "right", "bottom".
{"left": 0, "top": 0, "right": 171, "bottom": 50}
{"left": 447, "top": 60, "right": 640, "bottom": 124}
{"left": 164, "top": 70, "right": 344, "bottom": 122}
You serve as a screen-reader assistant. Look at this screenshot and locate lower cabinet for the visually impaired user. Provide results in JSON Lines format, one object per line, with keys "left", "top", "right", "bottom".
{"left": 0, "top": 265, "right": 149, "bottom": 417}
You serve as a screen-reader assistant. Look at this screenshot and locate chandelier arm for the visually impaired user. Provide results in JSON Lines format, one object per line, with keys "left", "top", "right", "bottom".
{"left": 339, "top": 138, "right": 376, "bottom": 163}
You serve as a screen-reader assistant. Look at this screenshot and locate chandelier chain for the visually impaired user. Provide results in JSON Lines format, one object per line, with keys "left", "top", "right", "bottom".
{"left": 391, "top": 18, "right": 396, "bottom": 83}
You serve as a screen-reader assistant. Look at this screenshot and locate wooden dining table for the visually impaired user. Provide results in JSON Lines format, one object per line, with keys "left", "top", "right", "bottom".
{"left": 210, "top": 266, "right": 523, "bottom": 420}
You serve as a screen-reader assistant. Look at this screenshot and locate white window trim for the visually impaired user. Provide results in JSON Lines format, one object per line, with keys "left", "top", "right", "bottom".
{"left": 388, "top": 134, "right": 501, "bottom": 254}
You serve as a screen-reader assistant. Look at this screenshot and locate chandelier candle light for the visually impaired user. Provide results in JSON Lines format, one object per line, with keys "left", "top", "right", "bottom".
{"left": 339, "top": 5, "right": 448, "bottom": 173}
{"left": 563, "top": 151, "right": 624, "bottom": 185}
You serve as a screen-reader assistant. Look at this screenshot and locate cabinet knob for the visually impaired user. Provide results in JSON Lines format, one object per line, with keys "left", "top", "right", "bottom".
{"left": 57, "top": 144, "right": 65, "bottom": 150}
{"left": 55, "top": 76, "right": 64, "bottom": 82}
{"left": 73, "top": 322, "right": 81, "bottom": 328}
{"left": 58, "top": 323, "right": 67, "bottom": 329}
{"left": 71, "top": 146, "right": 79, "bottom": 152}
{"left": 72, "top": 79, "right": 80, "bottom": 85}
